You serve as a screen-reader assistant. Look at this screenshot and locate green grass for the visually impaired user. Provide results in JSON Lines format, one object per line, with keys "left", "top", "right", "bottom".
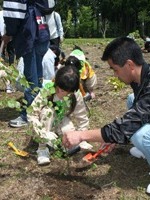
{"left": 62, "top": 37, "right": 144, "bottom": 49}
{"left": 63, "top": 38, "right": 113, "bottom": 46}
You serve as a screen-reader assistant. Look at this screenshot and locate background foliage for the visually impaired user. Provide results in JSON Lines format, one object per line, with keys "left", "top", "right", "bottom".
{"left": 55, "top": 0, "right": 150, "bottom": 38}
{"left": 1, "top": 0, "right": 150, "bottom": 38}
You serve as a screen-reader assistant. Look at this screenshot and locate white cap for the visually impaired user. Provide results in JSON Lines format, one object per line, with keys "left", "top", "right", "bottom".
{"left": 70, "top": 49, "right": 86, "bottom": 61}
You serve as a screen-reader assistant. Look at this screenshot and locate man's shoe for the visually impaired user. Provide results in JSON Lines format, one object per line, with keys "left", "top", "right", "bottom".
{"left": 9, "top": 116, "right": 28, "bottom": 128}
{"left": 37, "top": 147, "right": 50, "bottom": 165}
{"left": 130, "top": 147, "right": 145, "bottom": 159}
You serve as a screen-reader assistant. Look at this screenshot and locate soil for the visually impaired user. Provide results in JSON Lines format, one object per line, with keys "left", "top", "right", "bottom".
{"left": 1, "top": 43, "right": 150, "bottom": 200}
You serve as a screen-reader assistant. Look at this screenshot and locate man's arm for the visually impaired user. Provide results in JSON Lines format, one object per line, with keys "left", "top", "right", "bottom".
{"left": 62, "top": 129, "right": 105, "bottom": 149}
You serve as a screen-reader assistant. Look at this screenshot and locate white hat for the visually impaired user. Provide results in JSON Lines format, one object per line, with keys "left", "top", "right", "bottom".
{"left": 70, "top": 49, "right": 86, "bottom": 61}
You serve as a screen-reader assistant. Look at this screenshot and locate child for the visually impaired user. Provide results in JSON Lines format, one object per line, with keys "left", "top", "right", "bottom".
{"left": 16, "top": 45, "right": 61, "bottom": 92}
{"left": 68, "top": 47, "right": 97, "bottom": 101}
{"left": 42, "top": 45, "right": 61, "bottom": 82}
{"left": 27, "top": 65, "right": 92, "bottom": 165}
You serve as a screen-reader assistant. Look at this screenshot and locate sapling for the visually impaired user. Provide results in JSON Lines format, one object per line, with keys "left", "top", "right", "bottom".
{"left": 108, "top": 76, "right": 125, "bottom": 92}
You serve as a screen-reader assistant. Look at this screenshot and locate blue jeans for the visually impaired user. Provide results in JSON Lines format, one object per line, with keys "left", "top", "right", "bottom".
{"left": 21, "top": 41, "right": 49, "bottom": 120}
{"left": 127, "top": 93, "right": 150, "bottom": 165}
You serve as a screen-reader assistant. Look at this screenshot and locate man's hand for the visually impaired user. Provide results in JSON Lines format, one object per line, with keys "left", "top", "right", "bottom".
{"left": 62, "top": 131, "right": 82, "bottom": 149}
{"left": 63, "top": 129, "right": 105, "bottom": 149}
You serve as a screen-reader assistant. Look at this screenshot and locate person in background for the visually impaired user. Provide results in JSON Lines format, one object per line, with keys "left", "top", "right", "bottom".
{"left": 48, "top": 45, "right": 61, "bottom": 71}
{"left": 45, "top": 9, "right": 65, "bottom": 68}
{"left": 16, "top": 45, "right": 61, "bottom": 91}
{"left": 0, "top": 10, "right": 15, "bottom": 66}
{"left": 27, "top": 65, "right": 92, "bottom": 165}
{"left": 141, "top": 35, "right": 150, "bottom": 53}
{"left": 0, "top": 10, "right": 15, "bottom": 93}
{"left": 63, "top": 37, "right": 150, "bottom": 194}
{"left": 67, "top": 46, "right": 97, "bottom": 101}
{"left": 2, "top": 0, "right": 53, "bottom": 127}
{"left": 46, "top": 10, "right": 64, "bottom": 48}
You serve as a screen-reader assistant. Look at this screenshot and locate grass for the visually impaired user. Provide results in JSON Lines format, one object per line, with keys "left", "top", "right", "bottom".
{"left": 63, "top": 38, "right": 113, "bottom": 46}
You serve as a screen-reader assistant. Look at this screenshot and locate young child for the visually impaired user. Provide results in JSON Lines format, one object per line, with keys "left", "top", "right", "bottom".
{"left": 68, "top": 47, "right": 97, "bottom": 101}
{"left": 16, "top": 45, "right": 61, "bottom": 92}
{"left": 27, "top": 65, "right": 92, "bottom": 165}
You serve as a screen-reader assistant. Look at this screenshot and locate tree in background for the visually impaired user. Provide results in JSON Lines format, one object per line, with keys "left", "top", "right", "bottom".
{"left": 99, "top": 13, "right": 109, "bottom": 38}
{"left": 63, "top": 10, "right": 72, "bottom": 37}
{"left": 1, "top": 0, "right": 150, "bottom": 38}
{"left": 77, "top": 6, "right": 93, "bottom": 38}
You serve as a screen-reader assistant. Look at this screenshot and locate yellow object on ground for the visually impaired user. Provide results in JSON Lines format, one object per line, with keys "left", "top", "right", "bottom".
{"left": 8, "top": 142, "right": 29, "bottom": 157}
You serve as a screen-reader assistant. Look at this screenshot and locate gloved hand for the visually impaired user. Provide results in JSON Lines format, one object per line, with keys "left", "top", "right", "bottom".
{"left": 44, "top": 131, "right": 58, "bottom": 147}
{"left": 79, "top": 141, "right": 93, "bottom": 150}
{"left": 84, "top": 93, "right": 92, "bottom": 101}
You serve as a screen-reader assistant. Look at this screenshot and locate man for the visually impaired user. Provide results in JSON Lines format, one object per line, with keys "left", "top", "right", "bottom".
{"left": 63, "top": 37, "right": 150, "bottom": 194}
{"left": 2, "top": 0, "right": 54, "bottom": 127}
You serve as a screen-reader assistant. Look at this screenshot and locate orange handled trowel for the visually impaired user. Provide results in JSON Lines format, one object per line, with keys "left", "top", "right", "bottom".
{"left": 82, "top": 144, "right": 111, "bottom": 163}
{"left": 8, "top": 142, "right": 29, "bottom": 157}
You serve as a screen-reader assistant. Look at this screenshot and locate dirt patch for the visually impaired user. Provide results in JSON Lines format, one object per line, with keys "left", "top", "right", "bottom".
{"left": 0, "top": 44, "right": 150, "bottom": 200}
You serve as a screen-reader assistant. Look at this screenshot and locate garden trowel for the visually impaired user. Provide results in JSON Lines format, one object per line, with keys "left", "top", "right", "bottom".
{"left": 82, "top": 144, "right": 111, "bottom": 163}
{"left": 8, "top": 142, "right": 29, "bottom": 157}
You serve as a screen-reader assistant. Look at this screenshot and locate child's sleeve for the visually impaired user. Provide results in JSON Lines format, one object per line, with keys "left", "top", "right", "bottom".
{"left": 73, "top": 90, "right": 89, "bottom": 130}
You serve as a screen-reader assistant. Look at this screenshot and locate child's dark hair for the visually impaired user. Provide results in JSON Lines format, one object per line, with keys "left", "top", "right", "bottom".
{"left": 50, "top": 45, "right": 61, "bottom": 66}
{"left": 55, "top": 65, "right": 80, "bottom": 92}
{"left": 55, "top": 65, "right": 80, "bottom": 115}
{"left": 65, "top": 56, "right": 82, "bottom": 71}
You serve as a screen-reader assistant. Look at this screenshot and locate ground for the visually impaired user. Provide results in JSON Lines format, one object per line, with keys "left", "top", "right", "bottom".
{"left": 1, "top": 43, "right": 150, "bottom": 200}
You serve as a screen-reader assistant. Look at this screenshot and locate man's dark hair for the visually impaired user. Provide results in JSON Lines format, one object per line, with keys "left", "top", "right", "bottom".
{"left": 55, "top": 65, "right": 80, "bottom": 92}
{"left": 65, "top": 56, "right": 82, "bottom": 71}
{"left": 101, "top": 37, "right": 145, "bottom": 67}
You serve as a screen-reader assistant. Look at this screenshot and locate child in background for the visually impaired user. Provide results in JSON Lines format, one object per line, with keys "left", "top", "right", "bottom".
{"left": 27, "top": 65, "right": 93, "bottom": 165}
{"left": 66, "top": 47, "right": 97, "bottom": 101}
{"left": 16, "top": 45, "right": 61, "bottom": 91}
{"left": 42, "top": 45, "right": 61, "bottom": 82}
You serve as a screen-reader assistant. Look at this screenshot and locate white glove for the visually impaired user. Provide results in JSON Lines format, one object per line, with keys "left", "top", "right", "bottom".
{"left": 79, "top": 141, "right": 93, "bottom": 150}
{"left": 44, "top": 131, "right": 58, "bottom": 147}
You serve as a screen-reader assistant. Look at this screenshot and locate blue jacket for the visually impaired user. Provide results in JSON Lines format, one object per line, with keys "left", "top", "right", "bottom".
{"left": 3, "top": 0, "right": 51, "bottom": 58}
